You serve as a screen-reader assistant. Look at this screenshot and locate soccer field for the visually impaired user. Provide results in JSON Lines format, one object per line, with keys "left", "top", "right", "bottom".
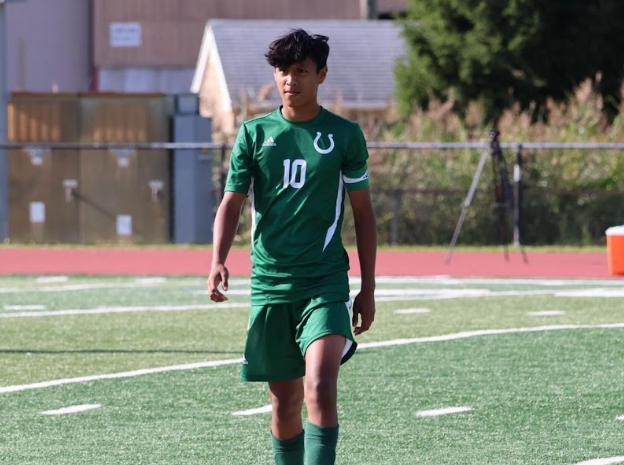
{"left": 1, "top": 275, "right": 624, "bottom": 465}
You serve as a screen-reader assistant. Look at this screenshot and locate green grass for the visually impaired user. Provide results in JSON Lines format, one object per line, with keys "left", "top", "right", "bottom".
{"left": 1, "top": 275, "right": 623, "bottom": 464}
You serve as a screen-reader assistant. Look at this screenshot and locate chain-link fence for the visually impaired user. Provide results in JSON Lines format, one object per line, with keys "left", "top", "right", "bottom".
{"left": 3, "top": 141, "right": 624, "bottom": 246}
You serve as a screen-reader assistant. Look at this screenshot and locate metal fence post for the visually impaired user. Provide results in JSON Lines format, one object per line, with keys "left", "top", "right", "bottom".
{"left": 220, "top": 144, "right": 227, "bottom": 202}
{"left": 513, "top": 144, "right": 523, "bottom": 247}
{"left": 391, "top": 189, "right": 400, "bottom": 246}
{"left": 0, "top": 3, "right": 9, "bottom": 240}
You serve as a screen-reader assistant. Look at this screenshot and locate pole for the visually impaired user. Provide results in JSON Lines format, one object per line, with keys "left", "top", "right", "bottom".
{"left": 220, "top": 144, "right": 227, "bottom": 202}
{"left": 0, "top": 3, "right": 9, "bottom": 241}
{"left": 513, "top": 144, "right": 523, "bottom": 247}
{"left": 360, "top": 0, "right": 377, "bottom": 19}
{"left": 391, "top": 189, "right": 400, "bottom": 245}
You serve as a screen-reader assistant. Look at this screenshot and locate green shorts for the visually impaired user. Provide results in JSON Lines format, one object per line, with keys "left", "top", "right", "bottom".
{"left": 240, "top": 296, "right": 357, "bottom": 382}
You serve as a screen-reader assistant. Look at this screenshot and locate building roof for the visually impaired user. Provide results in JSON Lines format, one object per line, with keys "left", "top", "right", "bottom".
{"left": 192, "top": 19, "right": 406, "bottom": 110}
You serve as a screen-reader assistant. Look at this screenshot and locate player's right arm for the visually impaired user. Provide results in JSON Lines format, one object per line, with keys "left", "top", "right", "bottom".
{"left": 207, "top": 191, "right": 247, "bottom": 302}
{"left": 207, "top": 123, "right": 254, "bottom": 302}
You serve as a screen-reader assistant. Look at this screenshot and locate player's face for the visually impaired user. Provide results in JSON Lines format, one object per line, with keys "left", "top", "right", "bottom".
{"left": 274, "top": 58, "right": 327, "bottom": 110}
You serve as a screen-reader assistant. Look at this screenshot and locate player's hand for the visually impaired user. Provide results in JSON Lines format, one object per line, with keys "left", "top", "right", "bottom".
{"left": 352, "top": 289, "right": 375, "bottom": 335}
{"left": 207, "top": 264, "right": 229, "bottom": 302}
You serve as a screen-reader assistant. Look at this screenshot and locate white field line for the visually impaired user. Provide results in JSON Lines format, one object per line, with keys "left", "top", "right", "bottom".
{"left": 0, "top": 302, "right": 249, "bottom": 318}
{"left": 192, "top": 288, "right": 551, "bottom": 299}
{"left": 527, "top": 311, "right": 566, "bottom": 317}
{"left": 569, "top": 458, "right": 624, "bottom": 465}
{"left": 203, "top": 276, "right": 623, "bottom": 287}
{"left": 356, "top": 323, "right": 624, "bottom": 349}
{"left": 416, "top": 406, "right": 472, "bottom": 417}
{"left": 41, "top": 404, "right": 102, "bottom": 416}
{"left": 617, "top": 415, "right": 624, "bottom": 421}
{"left": 2, "top": 323, "right": 624, "bottom": 395}
{"left": 1, "top": 288, "right": 578, "bottom": 319}
{"left": 394, "top": 308, "right": 432, "bottom": 314}
{"left": 192, "top": 289, "right": 251, "bottom": 296}
{"left": 375, "top": 288, "right": 624, "bottom": 302}
{"left": 0, "top": 359, "right": 243, "bottom": 394}
{"left": 556, "top": 289, "right": 624, "bottom": 298}
{"left": 135, "top": 277, "right": 167, "bottom": 284}
{"left": 0, "top": 282, "right": 166, "bottom": 294}
{"left": 36, "top": 276, "right": 69, "bottom": 283}
{"left": 193, "top": 282, "right": 563, "bottom": 298}
{"left": 375, "top": 290, "right": 555, "bottom": 302}
{"left": 3, "top": 305, "right": 46, "bottom": 311}
{"left": 350, "top": 277, "right": 624, "bottom": 286}
{"left": 232, "top": 405, "right": 272, "bottom": 416}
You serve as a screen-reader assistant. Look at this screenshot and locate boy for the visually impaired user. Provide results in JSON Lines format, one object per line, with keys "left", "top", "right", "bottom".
{"left": 207, "top": 29, "right": 377, "bottom": 465}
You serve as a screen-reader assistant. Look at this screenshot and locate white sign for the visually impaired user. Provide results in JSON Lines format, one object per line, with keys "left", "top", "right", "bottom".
{"left": 29, "top": 202, "right": 45, "bottom": 223}
{"left": 116, "top": 215, "right": 132, "bottom": 236}
{"left": 110, "top": 22, "right": 142, "bottom": 48}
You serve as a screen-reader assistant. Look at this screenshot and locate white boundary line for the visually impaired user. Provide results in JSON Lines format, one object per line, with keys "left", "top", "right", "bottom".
{"left": 527, "top": 311, "right": 566, "bottom": 317}
{"left": 5, "top": 287, "right": 622, "bottom": 319}
{"left": 41, "top": 404, "right": 102, "bottom": 416}
{"left": 2, "top": 323, "right": 623, "bottom": 395}
{"left": 0, "top": 359, "right": 243, "bottom": 394}
{"left": 569, "top": 458, "right": 624, "bottom": 465}
{"left": 416, "top": 406, "right": 472, "bottom": 417}
{"left": 350, "top": 277, "right": 624, "bottom": 286}
{"left": 0, "top": 282, "right": 170, "bottom": 294}
{"left": 232, "top": 405, "right": 273, "bottom": 416}
{"left": 394, "top": 308, "right": 432, "bottom": 314}
{"left": 3, "top": 305, "right": 46, "bottom": 311}
{"left": 0, "top": 303, "right": 249, "bottom": 318}
{"left": 357, "top": 323, "right": 624, "bottom": 349}
{"left": 36, "top": 276, "right": 69, "bottom": 283}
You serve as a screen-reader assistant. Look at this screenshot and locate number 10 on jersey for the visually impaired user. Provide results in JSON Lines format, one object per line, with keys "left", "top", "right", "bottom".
{"left": 283, "top": 159, "right": 307, "bottom": 188}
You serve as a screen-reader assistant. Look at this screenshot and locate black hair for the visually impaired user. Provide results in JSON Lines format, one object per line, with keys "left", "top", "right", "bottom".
{"left": 265, "top": 29, "right": 329, "bottom": 72}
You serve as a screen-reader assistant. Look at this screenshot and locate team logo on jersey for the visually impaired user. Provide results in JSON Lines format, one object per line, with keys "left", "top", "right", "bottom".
{"left": 262, "top": 137, "right": 277, "bottom": 147}
{"left": 313, "top": 132, "right": 335, "bottom": 154}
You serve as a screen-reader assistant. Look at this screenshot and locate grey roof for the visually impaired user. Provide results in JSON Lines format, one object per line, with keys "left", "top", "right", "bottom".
{"left": 204, "top": 19, "right": 406, "bottom": 108}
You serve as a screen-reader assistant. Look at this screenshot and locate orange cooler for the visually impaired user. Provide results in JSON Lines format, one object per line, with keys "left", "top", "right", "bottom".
{"left": 606, "top": 226, "right": 624, "bottom": 275}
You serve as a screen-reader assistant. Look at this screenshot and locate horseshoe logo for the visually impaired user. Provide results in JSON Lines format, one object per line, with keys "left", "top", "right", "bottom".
{"left": 313, "top": 132, "right": 335, "bottom": 154}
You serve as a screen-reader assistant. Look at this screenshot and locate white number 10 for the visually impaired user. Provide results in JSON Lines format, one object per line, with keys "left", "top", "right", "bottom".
{"left": 283, "top": 159, "right": 307, "bottom": 188}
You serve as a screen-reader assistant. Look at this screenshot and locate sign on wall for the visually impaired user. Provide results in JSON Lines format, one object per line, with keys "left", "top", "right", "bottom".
{"left": 110, "top": 22, "right": 142, "bottom": 47}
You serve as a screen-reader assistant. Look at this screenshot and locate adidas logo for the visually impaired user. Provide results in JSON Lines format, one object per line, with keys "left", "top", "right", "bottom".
{"left": 262, "top": 137, "right": 277, "bottom": 147}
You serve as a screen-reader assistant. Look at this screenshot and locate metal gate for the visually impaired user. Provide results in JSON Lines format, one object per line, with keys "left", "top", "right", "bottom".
{"left": 8, "top": 93, "right": 170, "bottom": 244}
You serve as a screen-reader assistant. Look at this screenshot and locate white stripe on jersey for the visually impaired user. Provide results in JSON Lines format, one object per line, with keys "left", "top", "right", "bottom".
{"left": 342, "top": 172, "right": 369, "bottom": 184}
{"left": 323, "top": 174, "right": 344, "bottom": 251}
{"left": 250, "top": 177, "right": 256, "bottom": 250}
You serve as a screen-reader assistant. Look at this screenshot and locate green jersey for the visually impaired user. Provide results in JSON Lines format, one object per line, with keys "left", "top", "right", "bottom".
{"left": 225, "top": 107, "right": 370, "bottom": 304}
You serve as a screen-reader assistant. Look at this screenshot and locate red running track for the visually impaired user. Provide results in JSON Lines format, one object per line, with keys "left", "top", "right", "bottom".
{"left": 0, "top": 247, "right": 618, "bottom": 278}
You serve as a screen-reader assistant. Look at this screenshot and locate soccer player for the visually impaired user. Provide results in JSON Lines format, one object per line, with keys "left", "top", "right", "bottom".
{"left": 207, "top": 29, "right": 377, "bottom": 465}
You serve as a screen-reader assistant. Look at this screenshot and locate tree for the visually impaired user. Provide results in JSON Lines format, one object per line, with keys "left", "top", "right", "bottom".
{"left": 395, "top": 0, "right": 624, "bottom": 126}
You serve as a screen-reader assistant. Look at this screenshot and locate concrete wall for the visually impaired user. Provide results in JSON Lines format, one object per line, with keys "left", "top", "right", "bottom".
{"left": 6, "top": 0, "right": 91, "bottom": 92}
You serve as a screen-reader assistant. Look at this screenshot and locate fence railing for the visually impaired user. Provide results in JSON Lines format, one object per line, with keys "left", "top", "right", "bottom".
{"left": 2, "top": 141, "right": 624, "bottom": 246}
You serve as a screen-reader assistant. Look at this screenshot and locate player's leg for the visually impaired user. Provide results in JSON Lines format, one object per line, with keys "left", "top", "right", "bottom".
{"left": 304, "top": 335, "right": 344, "bottom": 426}
{"left": 296, "top": 298, "right": 357, "bottom": 465}
{"left": 241, "top": 303, "right": 307, "bottom": 465}
{"left": 304, "top": 335, "right": 344, "bottom": 465}
{"left": 268, "top": 378, "right": 305, "bottom": 465}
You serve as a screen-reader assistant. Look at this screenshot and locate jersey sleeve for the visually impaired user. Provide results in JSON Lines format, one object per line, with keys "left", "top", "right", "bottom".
{"left": 342, "top": 123, "right": 370, "bottom": 192}
{"left": 225, "top": 123, "right": 254, "bottom": 194}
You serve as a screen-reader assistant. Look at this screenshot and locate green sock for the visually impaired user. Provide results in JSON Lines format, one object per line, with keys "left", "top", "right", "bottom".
{"left": 271, "top": 430, "right": 304, "bottom": 465}
{"left": 304, "top": 421, "right": 339, "bottom": 465}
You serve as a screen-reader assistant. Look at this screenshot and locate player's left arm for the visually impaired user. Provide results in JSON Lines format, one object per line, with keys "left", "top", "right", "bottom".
{"left": 348, "top": 187, "right": 377, "bottom": 335}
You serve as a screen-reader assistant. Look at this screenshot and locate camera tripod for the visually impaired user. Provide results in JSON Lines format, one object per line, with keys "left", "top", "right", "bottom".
{"left": 445, "top": 130, "right": 528, "bottom": 264}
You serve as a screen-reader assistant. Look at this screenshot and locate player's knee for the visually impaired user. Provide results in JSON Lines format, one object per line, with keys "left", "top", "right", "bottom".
{"left": 305, "top": 376, "right": 337, "bottom": 412}
{"left": 270, "top": 389, "right": 304, "bottom": 419}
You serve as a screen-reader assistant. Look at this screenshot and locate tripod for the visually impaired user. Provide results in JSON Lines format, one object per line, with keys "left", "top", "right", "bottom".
{"left": 445, "top": 130, "right": 528, "bottom": 264}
